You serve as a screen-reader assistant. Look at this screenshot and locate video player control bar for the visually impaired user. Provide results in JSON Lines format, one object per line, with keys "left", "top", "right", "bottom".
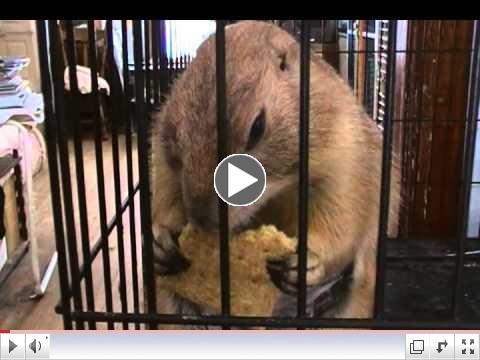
{"left": 0, "top": 332, "right": 478, "bottom": 359}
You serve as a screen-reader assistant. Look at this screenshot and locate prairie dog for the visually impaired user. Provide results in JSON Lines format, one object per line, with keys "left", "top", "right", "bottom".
{"left": 150, "top": 20, "right": 400, "bottom": 321}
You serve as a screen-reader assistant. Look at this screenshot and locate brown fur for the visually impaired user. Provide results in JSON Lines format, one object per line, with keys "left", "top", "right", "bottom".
{"left": 150, "top": 20, "right": 401, "bottom": 319}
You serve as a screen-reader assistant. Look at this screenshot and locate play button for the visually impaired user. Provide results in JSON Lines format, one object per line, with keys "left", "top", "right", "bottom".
{"left": 9, "top": 340, "right": 17, "bottom": 353}
{"left": 1, "top": 334, "right": 25, "bottom": 359}
{"left": 227, "top": 163, "right": 258, "bottom": 197}
{"left": 214, "top": 154, "right": 266, "bottom": 206}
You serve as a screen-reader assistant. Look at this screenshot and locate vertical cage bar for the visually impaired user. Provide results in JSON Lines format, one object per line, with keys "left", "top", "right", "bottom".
{"left": 144, "top": 20, "right": 152, "bottom": 109}
{"left": 152, "top": 20, "right": 160, "bottom": 106}
{"left": 373, "top": 20, "right": 397, "bottom": 319}
{"left": 168, "top": 58, "right": 174, "bottom": 85}
{"left": 374, "top": 21, "right": 383, "bottom": 124}
{"left": 453, "top": 20, "right": 480, "bottom": 319}
{"left": 106, "top": 20, "right": 129, "bottom": 329}
{"left": 159, "top": 20, "right": 169, "bottom": 102}
{"left": 297, "top": 20, "right": 310, "bottom": 320}
{"left": 47, "top": 20, "right": 85, "bottom": 329}
{"left": 478, "top": 216, "right": 480, "bottom": 239}
{"left": 36, "top": 19, "right": 73, "bottom": 330}
{"left": 87, "top": 20, "right": 114, "bottom": 330}
{"left": 64, "top": 20, "right": 96, "bottom": 330}
{"left": 363, "top": 20, "right": 370, "bottom": 111}
{"left": 321, "top": 20, "right": 326, "bottom": 45}
{"left": 347, "top": 21, "right": 356, "bottom": 90}
{"left": 398, "top": 20, "right": 414, "bottom": 237}
{"left": 121, "top": 19, "right": 141, "bottom": 330}
{"left": 133, "top": 19, "right": 157, "bottom": 329}
{"left": 215, "top": 20, "right": 231, "bottom": 324}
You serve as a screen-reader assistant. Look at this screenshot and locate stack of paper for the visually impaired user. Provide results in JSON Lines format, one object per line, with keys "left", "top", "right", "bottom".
{"left": 0, "top": 57, "right": 32, "bottom": 107}
{"left": 0, "top": 56, "right": 43, "bottom": 124}
{"left": 0, "top": 56, "right": 30, "bottom": 77}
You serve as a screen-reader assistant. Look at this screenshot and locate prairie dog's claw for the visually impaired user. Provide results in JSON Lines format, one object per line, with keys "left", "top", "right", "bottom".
{"left": 266, "top": 250, "right": 325, "bottom": 296}
{"left": 153, "top": 226, "right": 190, "bottom": 275}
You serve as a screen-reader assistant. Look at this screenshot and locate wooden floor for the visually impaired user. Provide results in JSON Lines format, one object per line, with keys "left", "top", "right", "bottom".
{"left": 0, "top": 134, "right": 143, "bottom": 330}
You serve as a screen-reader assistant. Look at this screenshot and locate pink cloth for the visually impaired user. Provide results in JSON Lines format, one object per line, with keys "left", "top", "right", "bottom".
{"left": 0, "top": 120, "right": 45, "bottom": 184}
{"left": 0, "top": 119, "right": 48, "bottom": 295}
{"left": 64, "top": 65, "right": 110, "bottom": 95}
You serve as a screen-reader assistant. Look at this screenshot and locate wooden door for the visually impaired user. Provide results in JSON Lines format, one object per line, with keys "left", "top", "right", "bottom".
{"left": 399, "top": 20, "right": 474, "bottom": 239}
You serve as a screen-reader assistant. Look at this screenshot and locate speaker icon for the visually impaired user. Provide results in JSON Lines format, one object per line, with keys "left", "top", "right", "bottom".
{"left": 29, "top": 338, "right": 42, "bottom": 354}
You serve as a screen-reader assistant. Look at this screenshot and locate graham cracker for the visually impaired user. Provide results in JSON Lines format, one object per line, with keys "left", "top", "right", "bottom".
{"left": 156, "top": 224, "right": 296, "bottom": 316}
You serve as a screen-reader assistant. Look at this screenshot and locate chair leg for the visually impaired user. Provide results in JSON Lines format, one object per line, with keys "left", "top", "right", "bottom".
{"left": 99, "top": 96, "right": 109, "bottom": 141}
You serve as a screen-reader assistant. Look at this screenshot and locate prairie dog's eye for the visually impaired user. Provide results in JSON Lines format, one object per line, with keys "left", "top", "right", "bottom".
{"left": 246, "top": 108, "right": 266, "bottom": 151}
{"left": 279, "top": 53, "right": 287, "bottom": 71}
{"left": 164, "top": 141, "right": 182, "bottom": 171}
{"left": 161, "top": 121, "right": 182, "bottom": 170}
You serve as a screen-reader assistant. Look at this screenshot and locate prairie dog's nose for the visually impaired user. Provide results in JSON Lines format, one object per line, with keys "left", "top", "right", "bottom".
{"left": 188, "top": 196, "right": 218, "bottom": 231}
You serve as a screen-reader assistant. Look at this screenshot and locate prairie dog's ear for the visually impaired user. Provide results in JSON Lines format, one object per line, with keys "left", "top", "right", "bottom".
{"left": 269, "top": 31, "right": 299, "bottom": 72}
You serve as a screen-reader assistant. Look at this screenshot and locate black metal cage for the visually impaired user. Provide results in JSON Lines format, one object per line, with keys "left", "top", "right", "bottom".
{"left": 35, "top": 19, "right": 480, "bottom": 330}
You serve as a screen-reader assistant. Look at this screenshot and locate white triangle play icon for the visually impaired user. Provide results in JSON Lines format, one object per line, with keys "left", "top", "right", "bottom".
{"left": 228, "top": 162, "right": 258, "bottom": 198}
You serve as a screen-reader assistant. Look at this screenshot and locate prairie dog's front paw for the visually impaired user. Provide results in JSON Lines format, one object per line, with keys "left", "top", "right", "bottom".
{"left": 153, "top": 226, "right": 190, "bottom": 275}
{"left": 266, "top": 250, "right": 325, "bottom": 296}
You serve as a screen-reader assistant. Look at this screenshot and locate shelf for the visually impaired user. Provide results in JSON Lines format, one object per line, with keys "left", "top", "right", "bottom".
{"left": 0, "top": 154, "right": 20, "bottom": 180}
